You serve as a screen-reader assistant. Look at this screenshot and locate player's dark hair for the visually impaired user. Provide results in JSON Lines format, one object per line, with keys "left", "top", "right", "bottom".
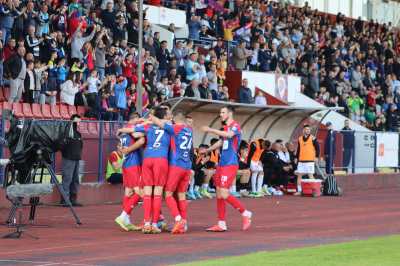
{"left": 129, "top": 112, "right": 140, "bottom": 120}
{"left": 303, "top": 124, "right": 310, "bottom": 128}
{"left": 275, "top": 139, "right": 283, "bottom": 143}
{"left": 264, "top": 140, "right": 271, "bottom": 149}
{"left": 210, "top": 138, "right": 219, "bottom": 145}
{"left": 160, "top": 102, "right": 171, "bottom": 110}
{"left": 199, "top": 144, "right": 209, "bottom": 149}
{"left": 153, "top": 106, "right": 167, "bottom": 119}
{"left": 222, "top": 105, "right": 235, "bottom": 113}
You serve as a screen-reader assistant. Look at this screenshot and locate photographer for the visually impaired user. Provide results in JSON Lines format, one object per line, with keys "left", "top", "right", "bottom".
{"left": 61, "top": 115, "right": 83, "bottom": 207}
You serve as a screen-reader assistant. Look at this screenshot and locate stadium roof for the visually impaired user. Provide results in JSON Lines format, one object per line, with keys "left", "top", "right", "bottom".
{"left": 163, "top": 97, "right": 342, "bottom": 116}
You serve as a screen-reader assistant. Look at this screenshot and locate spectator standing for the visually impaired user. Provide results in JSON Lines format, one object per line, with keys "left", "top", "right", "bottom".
{"left": 61, "top": 115, "right": 83, "bottom": 207}
{"left": 156, "top": 40, "right": 170, "bottom": 78}
{"left": 341, "top": 119, "right": 354, "bottom": 173}
{"left": 233, "top": 40, "right": 250, "bottom": 70}
{"left": 5, "top": 46, "right": 26, "bottom": 103}
{"left": 238, "top": 78, "right": 253, "bottom": 104}
{"left": 60, "top": 73, "right": 80, "bottom": 106}
{"left": 324, "top": 122, "right": 336, "bottom": 174}
{"left": 71, "top": 23, "right": 98, "bottom": 60}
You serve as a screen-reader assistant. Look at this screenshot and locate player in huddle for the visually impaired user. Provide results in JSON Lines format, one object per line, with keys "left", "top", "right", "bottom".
{"left": 150, "top": 109, "right": 193, "bottom": 234}
{"left": 115, "top": 112, "right": 145, "bottom": 231}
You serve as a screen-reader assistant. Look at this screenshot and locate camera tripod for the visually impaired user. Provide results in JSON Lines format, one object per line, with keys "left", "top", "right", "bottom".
{"left": 5, "top": 150, "right": 82, "bottom": 226}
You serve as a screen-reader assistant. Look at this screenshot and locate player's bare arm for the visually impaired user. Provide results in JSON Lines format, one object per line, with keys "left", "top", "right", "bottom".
{"left": 148, "top": 114, "right": 168, "bottom": 129}
{"left": 204, "top": 139, "right": 223, "bottom": 154}
{"left": 121, "top": 137, "right": 145, "bottom": 155}
{"left": 201, "top": 126, "right": 235, "bottom": 139}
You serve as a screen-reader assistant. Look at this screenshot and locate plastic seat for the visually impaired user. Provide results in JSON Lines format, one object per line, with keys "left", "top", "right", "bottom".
{"left": 0, "top": 88, "right": 5, "bottom": 102}
{"left": 31, "top": 103, "right": 43, "bottom": 118}
{"left": 68, "top": 105, "right": 77, "bottom": 117}
{"left": 41, "top": 104, "right": 53, "bottom": 119}
{"left": 77, "top": 106, "right": 87, "bottom": 117}
{"left": 50, "top": 104, "right": 62, "bottom": 119}
{"left": 22, "top": 103, "right": 34, "bottom": 118}
{"left": 11, "top": 103, "right": 24, "bottom": 118}
{"left": 59, "top": 104, "right": 70, "bottom": 120}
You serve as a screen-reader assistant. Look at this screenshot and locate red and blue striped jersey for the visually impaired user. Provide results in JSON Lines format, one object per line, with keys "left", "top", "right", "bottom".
{"left": 219, "top": 120, "right": 241, "bottom": 166}
{"left": 120, "top": 133, "right": 142, "bottom": 168}
{"left": 135, "top": 124, "right": 171, "bottom": 159}
{"left": 165, "top": 123, "right": 193, "bottom": 170}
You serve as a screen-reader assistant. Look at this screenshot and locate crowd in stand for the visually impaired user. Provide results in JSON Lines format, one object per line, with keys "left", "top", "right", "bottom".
{"left": 1, "top": 0, "right": 400, "bottom": 130}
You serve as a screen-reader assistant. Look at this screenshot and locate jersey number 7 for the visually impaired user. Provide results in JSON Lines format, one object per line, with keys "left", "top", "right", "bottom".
{"left": 153, "top": 129, "right": 165, "bottom": 148}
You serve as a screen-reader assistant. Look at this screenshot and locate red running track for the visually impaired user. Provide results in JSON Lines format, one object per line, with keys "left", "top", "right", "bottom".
{"left": 0, "top": 188, "right": 399, "bottom": 266}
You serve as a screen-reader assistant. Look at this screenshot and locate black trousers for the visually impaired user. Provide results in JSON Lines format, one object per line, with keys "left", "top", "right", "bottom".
{"left": 343, "top": 148, "right": 353, "bottom": 170}
{"left": 107, "top": 173, "right": 123, "bottom": 184}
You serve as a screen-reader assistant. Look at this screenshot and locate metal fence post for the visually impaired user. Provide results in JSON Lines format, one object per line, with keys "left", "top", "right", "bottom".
{"left": 351, "top": 131, "right": 356, "bottom": 174}
{"left": 98, "top": 121, "right": 104, "bottom": 182}
{"left": 373, "top": 132, "right": 377, "bottom": 173}
{"left": 0, "top": 115, "right": 4, "bottom": 185}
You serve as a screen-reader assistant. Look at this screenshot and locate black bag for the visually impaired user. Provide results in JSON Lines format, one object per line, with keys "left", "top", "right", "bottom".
{"left": 323, "top": 174, "right": 342, "bottom": 196}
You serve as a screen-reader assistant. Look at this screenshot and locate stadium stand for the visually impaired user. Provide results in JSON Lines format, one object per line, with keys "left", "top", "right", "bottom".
{"left": 0, "top": 0, "right": 397, "bottom": 132}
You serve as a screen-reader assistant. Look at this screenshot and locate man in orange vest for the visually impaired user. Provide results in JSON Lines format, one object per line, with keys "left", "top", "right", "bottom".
{"left": 247, "top": 138, "right": 265, "bottom": 197}
{"left": 294, "top": 124, "right": 320, "bottom": 196}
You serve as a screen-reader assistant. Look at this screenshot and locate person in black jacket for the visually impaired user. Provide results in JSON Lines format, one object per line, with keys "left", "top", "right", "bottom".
{"left": 4, "top": 46, "right": 26, "bottom": 103}
{"left": 61, "top": 115, "right": 84, "bottom": 207}
{"left": 261, "top": 141, "right": 290, "bottom": 195}
{"left": 341, "top": 119, "right": 354, "bottom": 172}
{"left": 324, "top": 122, "right": 336, "bottom": 174}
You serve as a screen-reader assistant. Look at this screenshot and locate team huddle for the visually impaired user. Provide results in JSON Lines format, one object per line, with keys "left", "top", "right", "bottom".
{"left": 114, "top": 105, "right": 252, "bottom": 234}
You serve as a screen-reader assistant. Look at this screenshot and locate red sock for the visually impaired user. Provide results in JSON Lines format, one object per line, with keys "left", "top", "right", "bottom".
{"left": 226, "top": 195, "right": 245, "bottom": 214}
{"left": 152, "top": 195, "right": 162, "bottom": 224}
{"left": 122, "top": 196, "right": 132, "bottom": 214}
{"left": 127, "top": 194, "right": 141, "bottom": 212}
{"left": 143, "top": 195, "right": 152, "bottom": 223}
{"left": 217, "top": 198, "right": 226, "bottom": 221}
{"left": 165, "top": 196, "right": 180, "bottom": 220}
{"left": 178, "top": 199, "right": 188, "bottom": 220}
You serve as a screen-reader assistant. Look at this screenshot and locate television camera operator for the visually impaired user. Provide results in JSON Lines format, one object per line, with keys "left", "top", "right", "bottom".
{"left": 61, "top": 115, "right": 83, "bottom": 207}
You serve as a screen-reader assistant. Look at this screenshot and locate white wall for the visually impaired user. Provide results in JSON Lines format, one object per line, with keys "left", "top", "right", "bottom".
{"left": 294, "top": 0, "right": 399, "bottom": 26}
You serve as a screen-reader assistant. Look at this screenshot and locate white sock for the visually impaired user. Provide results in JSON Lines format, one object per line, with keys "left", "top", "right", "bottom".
{"left": 175, "top": 215, "right": 182, "bottom": 222}
{"left": 202, "top": 184, "right": 209, "bottom": 190}
{"left": 231, "top": 185, "right": 236, "bottom": 193}
{"left": 189, "top": 180, "right": 195, "bottom": 193}
{"left": 242, "top": 210, "right": 252, "bottom": 218}
{"left": 195, "top": 185, "right": 200, "bottom": 192}
{"left": 218, "top": 220, "right": 227, "bottom": 229}
{"left": 297, "top": 185, "right": 302, "bottom": 192}
{"left": 120, "top": 211, "right": 129, "bottom": 223}
{"left": 251, "top": 172, "right": 258, "bottom": 193}
{"left": 144, "top": 221, "right": 151, "bottom": 226}
{"left": 152, "top": 222, "right": 158, "bottom": 228}
{"left": 257, "top": 175, "right": 264, "bottom": 193}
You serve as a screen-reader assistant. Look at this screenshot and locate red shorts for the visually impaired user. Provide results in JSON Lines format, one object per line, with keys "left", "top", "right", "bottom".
{"left": 165, "top": 166, "right": 191, "bottom": 193}
{"left": 142, "top": 158, "right": 169, "bottom": 187}
{"left": 122, "top": 165, "right": 142, "bottom": 188}
{"left": 213, "top": 165, "right": 239, "bottom": 189}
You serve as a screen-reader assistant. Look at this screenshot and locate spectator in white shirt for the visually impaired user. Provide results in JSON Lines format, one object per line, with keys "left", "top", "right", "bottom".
{"left": 254, "top": 91, "right": 267, "bottom": 105}
{"left": 60, "top": 73, "right": 81, "bottom": 106}
{"left": 85, "top": 69, "right": 101, "bottom": 109}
